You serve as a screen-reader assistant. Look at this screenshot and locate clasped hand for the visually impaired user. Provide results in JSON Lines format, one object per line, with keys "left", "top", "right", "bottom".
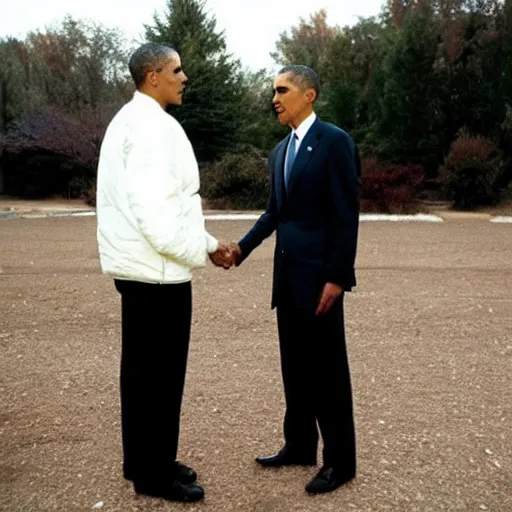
{"left": 208, "top": 242, "right": 241, "bottom": 269}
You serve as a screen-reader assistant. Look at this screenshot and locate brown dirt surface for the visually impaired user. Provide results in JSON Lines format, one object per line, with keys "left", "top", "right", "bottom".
{"left": 1, "top": 216, "right": 511, "bottom": 511}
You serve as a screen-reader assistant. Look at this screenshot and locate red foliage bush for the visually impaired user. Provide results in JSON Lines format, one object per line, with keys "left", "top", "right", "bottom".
{"left": 440, "top": 132, "right": 505, "bottom": 209}
{"left": 2, "top": 107, "right": 103, "bottom": 198}
{"left": 446, "top": 133, "right": 496, "bottom": 164}
{"left": 360, "top": 157, "right": 425, "bottom": 213}
{"left": 6, "top": 107, "right": 103, "bottom": 166}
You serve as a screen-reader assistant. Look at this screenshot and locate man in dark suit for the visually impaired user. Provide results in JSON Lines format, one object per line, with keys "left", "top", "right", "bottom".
{"left": 231, "top": 65, "right": 360, "bottom": 494}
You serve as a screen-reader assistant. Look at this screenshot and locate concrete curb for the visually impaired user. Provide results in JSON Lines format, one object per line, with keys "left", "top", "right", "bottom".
{"left": 490, "top": 216, "right": 512, "bottom": 223}
{"left": 1, "top": 209, "right": 510, "bottom": 223}
{"left": 205, "top": 213, "right": 445, "bottom": 222}
{"left": 0, "top": 211, "right": 18, "bottom": 219}
{"left": 0, "top": 210, "right": 96, "bottom": 220}
{"left": 359, "top": 213, "right": 443, "bottom": 222}
{"left": 1, "top": 210, "right": 445, "bottom": 222}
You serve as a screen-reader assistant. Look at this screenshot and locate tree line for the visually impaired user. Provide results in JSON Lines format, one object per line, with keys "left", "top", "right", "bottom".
{"left": 0, "top": 0, "right": 511, "bottom": 210}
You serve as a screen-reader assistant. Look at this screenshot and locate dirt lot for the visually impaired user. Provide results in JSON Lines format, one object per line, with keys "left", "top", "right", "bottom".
{"left": 1, "top": 217, "right": 511, "bottom": 512}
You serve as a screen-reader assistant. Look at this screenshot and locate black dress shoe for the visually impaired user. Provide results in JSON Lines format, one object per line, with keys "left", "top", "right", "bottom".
{"left": 134, "top": 479, "right": 204, "bottom": 502}
{"left": 256, "top": 447, "right": 316, "bottom": 467}
{"left": 174, "top": 461, "right": 197, "bottom": 484}
{"left": 305, "top": 466, "right": 354, "bottom": 494}
{"left": 124, "top": 460, "right": 197, "bottom": 484}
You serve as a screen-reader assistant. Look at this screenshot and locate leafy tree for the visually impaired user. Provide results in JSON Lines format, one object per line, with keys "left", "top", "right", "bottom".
{"left": 1, "top": 17, "right": 132, "bottom": 197}
{"left": 25, "top": 17, "right": 132, "bottom": 120}
{"left": 366, "top": 8, "right": 444, "bottom": 173}
{"left": 322, "top": 17, "right": 384, "bottom": 131}
{"left": 0, "top": 38, "right": 30, "bottom": 131}
{"left": 271, "top": 9, "right": 336, "bottom": 74}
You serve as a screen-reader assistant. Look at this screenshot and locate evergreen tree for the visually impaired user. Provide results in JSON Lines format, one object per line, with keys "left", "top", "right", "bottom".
{"left": 146, "top": 0, "right": 246, "bottom": 161}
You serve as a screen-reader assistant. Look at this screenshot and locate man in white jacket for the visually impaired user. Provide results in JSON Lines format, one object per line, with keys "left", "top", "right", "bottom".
{"left": 96, "top": 43, "right": 232, "bottom": 503}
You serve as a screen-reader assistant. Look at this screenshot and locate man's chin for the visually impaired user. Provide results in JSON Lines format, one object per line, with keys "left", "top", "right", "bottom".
{"left": 277, "top": 113, "right": 288, "bottom": 125}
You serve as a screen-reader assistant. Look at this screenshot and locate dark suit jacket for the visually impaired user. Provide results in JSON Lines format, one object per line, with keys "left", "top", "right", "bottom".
{"left": 238, "top": 117, "right": 360, "bottom": 313}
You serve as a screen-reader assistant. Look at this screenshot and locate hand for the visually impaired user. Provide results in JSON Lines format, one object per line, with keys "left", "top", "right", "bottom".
{"left": 315, "top": 282, "right": 343, "bottom": 316}
{"left": 209, "top": 243, "right": 233, "bottom": 269}
{"left": 229, "top": 242, "right": 242, "bottom": 266}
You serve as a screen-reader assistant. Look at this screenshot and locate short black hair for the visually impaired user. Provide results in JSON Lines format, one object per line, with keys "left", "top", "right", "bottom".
{"left": 128, "top": 43, "right": 177, "bottom": 88}
{"left": 278, "top": 65, "right": 321, "bottom": 101}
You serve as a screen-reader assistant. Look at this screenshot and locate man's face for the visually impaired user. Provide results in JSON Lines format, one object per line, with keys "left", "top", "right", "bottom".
{"left": 272, "top": 72, "right": 314, "bottom": 128}
{"left": 153, "top": 52, "right": 188, "bottom": 106}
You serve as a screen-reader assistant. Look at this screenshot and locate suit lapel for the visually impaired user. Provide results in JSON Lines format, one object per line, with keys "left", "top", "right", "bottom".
{"left": 273, "top": 136, "right": 289, "bottom": 211}
{"left": 286, "top": 118, "right": 322, "bottom": 196}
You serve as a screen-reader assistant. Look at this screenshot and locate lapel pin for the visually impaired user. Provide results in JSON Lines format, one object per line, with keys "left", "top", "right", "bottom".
{"left": 307, "top": 146, "right": 312, "bottom": 152}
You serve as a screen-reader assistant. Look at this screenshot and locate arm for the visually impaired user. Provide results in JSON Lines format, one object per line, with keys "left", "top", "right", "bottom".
{"left": 316, "top": 133, "right": 360, "bottom": 316}
{"left": 125, "top": 127, "right": 208, "bottom": 269}
{"left": 324, "top": 132, "right": 360, "bottom": 288}
{"left": 236, "top": 152, "right": 279, "bottom": 264}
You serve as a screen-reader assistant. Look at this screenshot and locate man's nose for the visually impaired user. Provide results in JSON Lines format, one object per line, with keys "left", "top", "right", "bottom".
{"left": 182, "top": 74, "right": 188, "bottom": 84}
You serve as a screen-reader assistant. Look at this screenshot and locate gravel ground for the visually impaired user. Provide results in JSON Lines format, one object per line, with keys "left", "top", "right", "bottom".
{"left": 1, "top": 217, "right": 511, "bottom": 512}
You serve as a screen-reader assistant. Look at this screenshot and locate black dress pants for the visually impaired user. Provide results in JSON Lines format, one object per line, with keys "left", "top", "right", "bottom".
{"left": 114, "top": 279, "right": 192, "bottom": 483}
{"left": 276, "top": 277, "right": 356, "bottom": 476}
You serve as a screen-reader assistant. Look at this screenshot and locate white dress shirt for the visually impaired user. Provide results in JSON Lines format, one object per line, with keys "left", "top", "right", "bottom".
{"left": 291, "top": 111, "right": 317, "bottom": 155}
{"left": 284, "top": 112, "right": 317, "bottom": 173}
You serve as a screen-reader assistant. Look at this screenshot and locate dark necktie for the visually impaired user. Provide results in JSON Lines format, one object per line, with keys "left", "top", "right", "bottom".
{"left": 284, "top": 133, "right": 298, "bottom": 191}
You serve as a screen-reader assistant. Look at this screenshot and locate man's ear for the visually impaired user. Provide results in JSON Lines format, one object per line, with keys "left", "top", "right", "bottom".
{"left": 306, "top": 89, "right": 316, "bottom": 103}
{"left": 147, "top": 71, "right": 158, "bottom": 88}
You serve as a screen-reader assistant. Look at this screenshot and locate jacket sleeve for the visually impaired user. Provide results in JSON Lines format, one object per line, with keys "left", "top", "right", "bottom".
{"left": 324, "top": 132, "right": 360, "bottom": 288}
{"left": 125, "top": 126, "right": 208, "bottom": 269}
{"left": 205, "top": 231, "right": 219, "bottom": 254}
{"left": 238, "top": 151, "right": 279, "bottom": 262}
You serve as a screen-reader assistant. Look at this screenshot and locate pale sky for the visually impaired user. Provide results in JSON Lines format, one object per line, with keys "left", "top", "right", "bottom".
{"left": 2, "top": 0, "right": 384, "bottom": 71}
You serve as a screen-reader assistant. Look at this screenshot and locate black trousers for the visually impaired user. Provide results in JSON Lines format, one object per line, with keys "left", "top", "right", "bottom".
{"left": 114, "top": 279, "right": 192, "bottom": 482}
{"left": 276, "top": 277, "right": 356, "bottom": 475}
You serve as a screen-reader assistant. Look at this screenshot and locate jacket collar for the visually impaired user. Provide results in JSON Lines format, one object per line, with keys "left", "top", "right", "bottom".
{"left": 133, "top": 90, "right": 165, "bottom": 112}
{"left": 274, "top": 117, "right": 322, "bottom": 208}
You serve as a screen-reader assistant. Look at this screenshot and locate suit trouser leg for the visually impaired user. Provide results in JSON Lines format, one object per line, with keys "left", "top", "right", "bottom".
{"left": 311, "top": 296, "right": 356, "bottom": 475}
{"left": 276, "top": 280, "right": 319, "bottom": 458}
{"left": 115, "top": 280, "right": 192, "bottom": 482}
{"left": 277, "top": 283, "right": 356, "bottom": 474}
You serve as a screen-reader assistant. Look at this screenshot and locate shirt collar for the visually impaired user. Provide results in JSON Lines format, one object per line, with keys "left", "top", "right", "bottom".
{"left": 292, "top": 112, "right": 317, "bottom": 143}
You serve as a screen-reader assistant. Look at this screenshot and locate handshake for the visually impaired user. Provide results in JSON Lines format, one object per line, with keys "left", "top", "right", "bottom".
{"left": 208, "top": 242, "right": 242, "bottom": 269}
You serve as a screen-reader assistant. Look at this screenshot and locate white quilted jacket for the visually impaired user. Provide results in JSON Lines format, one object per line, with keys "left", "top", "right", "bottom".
{"left": 96, "top": 91, "right": 218, "bottom": 284}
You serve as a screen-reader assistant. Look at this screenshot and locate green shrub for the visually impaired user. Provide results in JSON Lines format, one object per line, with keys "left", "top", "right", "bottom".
{"left": 200, "top": 151, "right": 269, "bottom": 209}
